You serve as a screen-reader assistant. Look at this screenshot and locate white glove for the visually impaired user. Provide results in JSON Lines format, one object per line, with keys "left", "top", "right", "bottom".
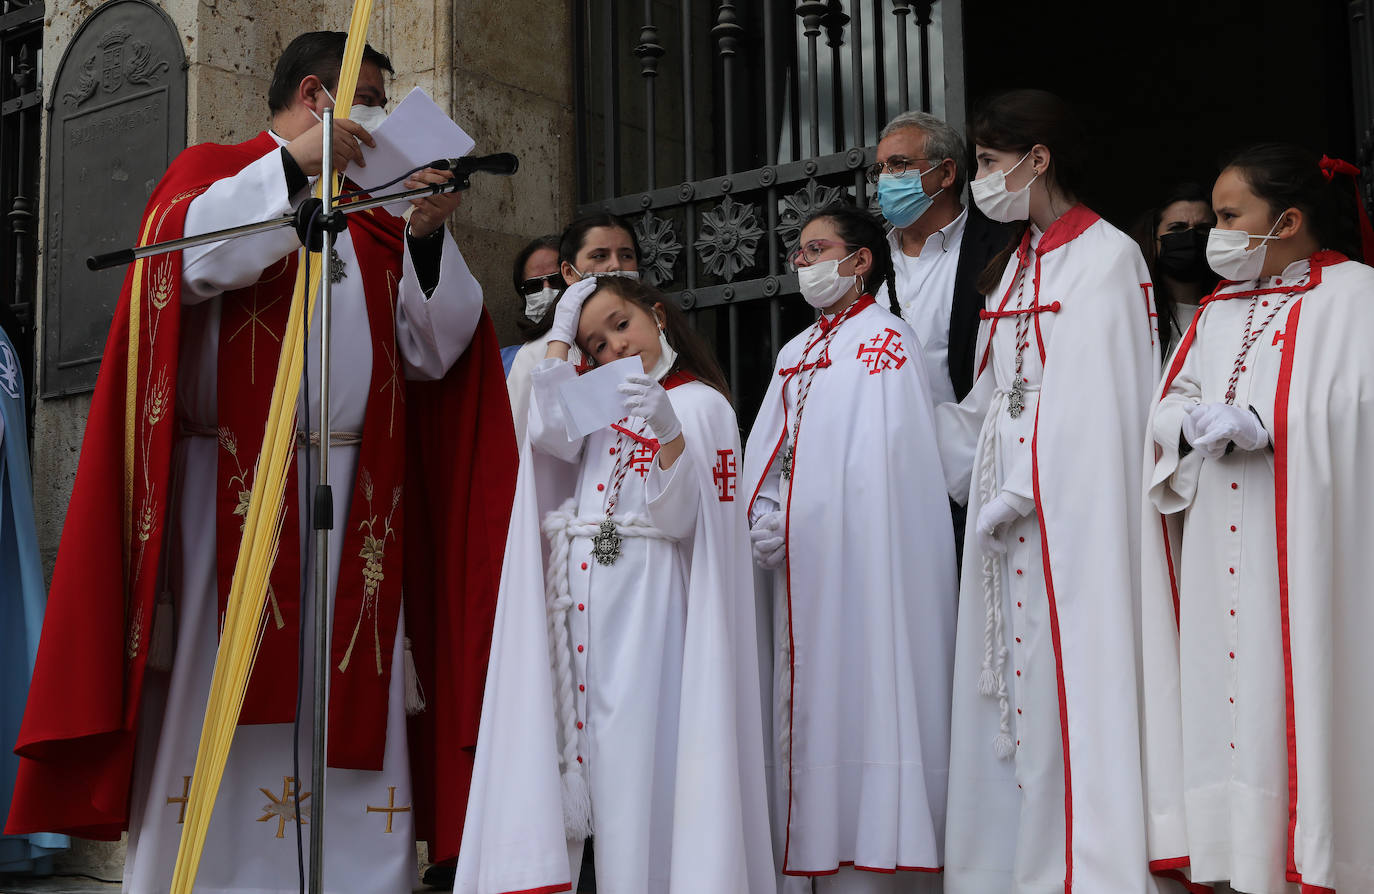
{"left": 1185, "top": 402, "right": 1268, "bottom": 459}
{"left": 976, "top": 494, "right": 1022, "bottom": 556}
{"left": 618, "top": 373, "right": 682, "bottom": 442}
{"left": 548, "top": 277, "right": 600, "bottom": 347}
{"left": 750, "top": 511, "right": 787, "bottom": 569}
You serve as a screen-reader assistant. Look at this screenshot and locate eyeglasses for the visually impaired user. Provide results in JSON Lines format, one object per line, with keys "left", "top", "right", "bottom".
{"left": 864, "top": 156, "right": 943, "bottom": 185}
{"left": 518, "top": 273, "right": 566, "bottom": 296}
{"left": 788, "top": 239, "right": 859, "bottom": 270}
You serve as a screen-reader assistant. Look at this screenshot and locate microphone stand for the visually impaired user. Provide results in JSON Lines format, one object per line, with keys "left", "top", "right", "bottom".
{"left": 309, "top": 105, "right": 335, "bottom": 894}
{"left": 85, "top": 162, "right": 496, "bottom": 271}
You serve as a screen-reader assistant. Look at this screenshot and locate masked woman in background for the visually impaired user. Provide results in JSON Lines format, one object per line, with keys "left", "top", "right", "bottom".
{"left": 1132, "top": 181, "right": 1219, "bottom": 356}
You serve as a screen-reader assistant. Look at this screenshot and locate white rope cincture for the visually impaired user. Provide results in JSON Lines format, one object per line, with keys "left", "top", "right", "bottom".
{"left": 540, "top": 498, "right": 675, "bottom": 840}
{"left": 977, "top": 406, "right": 1014, "bottom": 761}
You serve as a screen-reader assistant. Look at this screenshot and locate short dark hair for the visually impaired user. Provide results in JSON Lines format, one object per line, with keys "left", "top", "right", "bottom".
{"left": 267, "top": 31, "right": 394, "bottom": 114}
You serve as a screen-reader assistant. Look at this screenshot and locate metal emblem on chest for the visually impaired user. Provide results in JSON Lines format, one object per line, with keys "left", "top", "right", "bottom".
{"left": 591, "top": 518, "right": 622, "bottom": 566}
{"left": 1007, "top": 379, "right": 1025, "bottom": 418}
{"left": 329, "top": 247, "right": 347, "bottom": 284}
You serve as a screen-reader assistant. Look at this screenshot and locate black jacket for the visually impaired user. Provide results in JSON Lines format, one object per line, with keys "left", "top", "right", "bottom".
{"left": 947, "top": 206, "right": 1014, "bottom": 402}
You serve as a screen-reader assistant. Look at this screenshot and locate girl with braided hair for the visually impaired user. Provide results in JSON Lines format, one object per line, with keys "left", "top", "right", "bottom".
{"left": 742, "top": 204, "right": 956, "bottom": 893}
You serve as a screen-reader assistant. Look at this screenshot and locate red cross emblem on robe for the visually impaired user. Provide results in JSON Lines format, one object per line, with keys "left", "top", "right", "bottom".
{"left": 856, "top": 328, "right": 908, "bottom": 375}
{"left": 630, "top": 441, "right": 657, "bottom": 478}
{"left": 713, "top": 449, "right": 737, "bottom": 502}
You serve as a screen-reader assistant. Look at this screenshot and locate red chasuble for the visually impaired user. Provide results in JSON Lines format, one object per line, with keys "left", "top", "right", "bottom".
{"left": 5, "top": 133, "right": 516, "bottom": 867}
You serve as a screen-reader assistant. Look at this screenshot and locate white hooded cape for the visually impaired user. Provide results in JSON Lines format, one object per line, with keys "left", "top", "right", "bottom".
{"left": 455, "top": 360, "right": 773, "bottom": 894}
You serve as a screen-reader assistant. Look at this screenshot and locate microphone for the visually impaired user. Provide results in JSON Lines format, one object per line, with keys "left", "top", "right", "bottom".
{"left": 430, "top": 153, "right": 519, "bottom": 177}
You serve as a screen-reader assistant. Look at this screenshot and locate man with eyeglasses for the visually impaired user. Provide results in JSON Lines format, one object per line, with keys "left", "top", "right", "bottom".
{"left": 871, "top": 111, "right": 1009, "bottom": 407}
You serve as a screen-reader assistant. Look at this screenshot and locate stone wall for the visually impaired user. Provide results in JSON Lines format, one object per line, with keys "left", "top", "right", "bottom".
{"left": 28, "top": 0, "right": 574, "bottom": 879}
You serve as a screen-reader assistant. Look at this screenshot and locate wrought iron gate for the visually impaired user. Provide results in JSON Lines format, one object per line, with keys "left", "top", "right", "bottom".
{"left": 0, "top": 0, "right": 41, "bottom": 416}
{"left": 573, "top": 0, "right": 962, "bottom": 420}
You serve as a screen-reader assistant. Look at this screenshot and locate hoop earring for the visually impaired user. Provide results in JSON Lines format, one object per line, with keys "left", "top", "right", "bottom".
{"left": 857, "top": 273, "right": 866, "bottom": 297}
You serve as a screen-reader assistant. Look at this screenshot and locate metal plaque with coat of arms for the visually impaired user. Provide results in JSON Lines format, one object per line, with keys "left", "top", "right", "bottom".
{"left": 43, "top": 0, "right": 186, "bottom": 397}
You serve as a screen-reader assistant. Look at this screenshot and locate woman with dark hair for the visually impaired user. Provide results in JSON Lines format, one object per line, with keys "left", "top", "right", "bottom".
{"left": 936, "top": 89, "right": 1160, "bottom": 893}
{"left": 506, "top": 214, "right": 641, "bottom": 446}
{"left": 458, "top": 276, "right": 773, "bottom": 894}
{"left": 741, "top": 204, "right": 956, "bottom": 891}
{"left": 1140, "top": 144, "right": 1374, "bottom": 894}
{"left": 1131, "top": 182, "right": 1219, "bottom": 355}
{"left": 501, "top": 234, "right": 562, "bottom": 376}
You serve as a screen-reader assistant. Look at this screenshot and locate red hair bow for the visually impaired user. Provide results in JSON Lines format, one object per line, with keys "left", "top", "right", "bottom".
{"left": 1318, "top": 155, "right": 1374, "bottom": 263}
{"left": 1319, "top": 154, "right": 1361, "bottom": 181}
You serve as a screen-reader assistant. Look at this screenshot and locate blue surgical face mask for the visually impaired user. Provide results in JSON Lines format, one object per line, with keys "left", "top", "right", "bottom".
{"left": 876, "top": 163, "right": 944, "bottom": 229}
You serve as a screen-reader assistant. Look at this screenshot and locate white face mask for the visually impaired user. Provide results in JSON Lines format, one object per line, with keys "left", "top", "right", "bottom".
{"left": 797, "top": 250, "right": 859, "bottom": 310}
{"left": 971, "top": 152, "right": 1038, "bottom": 223}
{"left": 644, "top": 324, "right": 678, "bottom": 381}
{"left": 570, "top": 265, "right": 640, "bottom": 282}
{"left": 524, "top": 285, "right": 559, "bottom": 321}
{"left": 1206, "top": 217, "right": 1284, "bottom": 281}
{"left": 309, "top": 86, "right": 387, "bottom": 132}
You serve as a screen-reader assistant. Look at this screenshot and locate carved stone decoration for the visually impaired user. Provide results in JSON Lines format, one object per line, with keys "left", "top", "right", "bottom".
{"left": 777, "top": 180, "right": 846, "bottom": 260}
{"left": 44, "top": 0, "right": 186, "bottom": 397}
{"left": 62, "top": 24, "right": 170, "bottom": 108}
{"left": 696, "top": 195, "right": 764, "bottom": 283}
{"left": 634, "top": 211, "right": 681, "bottom": 287}
{"left": 796, "top": 1, "right": 829, "bottom": 36}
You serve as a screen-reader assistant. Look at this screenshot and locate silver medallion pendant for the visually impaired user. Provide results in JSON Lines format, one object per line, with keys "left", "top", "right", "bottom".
{"left": 779, "top": 445, "right": 794, "bottom": 481}
{"left": 591, "top": 518, "right": 622, "bottom": 566}
{"left": 1007, "top": 377, "right": 1025, "bottom": 419}
{"left": 329, "top": 247, "right": 347, "bottom": 284}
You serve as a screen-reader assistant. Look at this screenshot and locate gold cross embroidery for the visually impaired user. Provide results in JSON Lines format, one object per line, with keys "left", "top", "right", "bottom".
{"left": 365, "top": 785, "right": 412, "bottom": 834}
{"left": 227, "top": 291, "right": 283, "bottom": 385}
{"left": 166, "top": 775, "right": 191, "bottom": 824}
{"left": 257, "top": 776, "right": 311, "bottom": 839}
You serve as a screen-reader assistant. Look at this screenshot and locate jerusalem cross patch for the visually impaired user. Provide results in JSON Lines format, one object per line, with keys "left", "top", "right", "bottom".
{"left": 856, "top": 328, "right": 908, "bottom": 375}
{"left": 712, "top": 449, "right": 737, "bottom": 501}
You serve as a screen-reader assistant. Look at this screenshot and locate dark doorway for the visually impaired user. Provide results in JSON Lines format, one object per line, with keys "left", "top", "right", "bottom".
{"left": 961, "top": 1, "right": 1357, "bottom": 230}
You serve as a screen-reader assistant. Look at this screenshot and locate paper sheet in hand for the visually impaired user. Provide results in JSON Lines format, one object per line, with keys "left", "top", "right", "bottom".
{"left": 358, "top": 87, "right": 476, "bottom": 199}
{"left": 557, "top": 356, "right": 643, "bottom": 441}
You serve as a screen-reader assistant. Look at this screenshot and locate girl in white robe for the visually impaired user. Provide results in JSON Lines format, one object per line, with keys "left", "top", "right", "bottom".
{"left": 1140, "top": 144, "right": 1374, "bottom": 894}
{"left": 457, "top": 276, "right": 774, "bottom": 894}
{"left": 742, "top": 204, "right": 957, "bottom": 894}
{"left": 936, "top": 89, "right": 1161, "bottom": 894}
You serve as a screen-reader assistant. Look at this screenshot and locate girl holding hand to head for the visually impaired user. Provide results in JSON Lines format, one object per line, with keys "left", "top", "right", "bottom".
{"left": 457, "top": 276, "right": 774, "bottom": 894}
{"left": 506, "top": 213, "right": 642, "bottom": 446}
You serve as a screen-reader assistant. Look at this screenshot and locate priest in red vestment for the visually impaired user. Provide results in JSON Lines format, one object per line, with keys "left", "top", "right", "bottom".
{"left": 5, "top": 31, "right": 516, "bottom": 893}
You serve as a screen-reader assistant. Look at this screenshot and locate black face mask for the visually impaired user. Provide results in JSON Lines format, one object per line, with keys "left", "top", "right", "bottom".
{"left": 1156, "top": 226, "right": 1215, "bottom": 284}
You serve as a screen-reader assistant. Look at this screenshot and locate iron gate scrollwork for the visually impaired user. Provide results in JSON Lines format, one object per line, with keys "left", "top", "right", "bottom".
{"left": 574, "top": 0, "right": 962, "bottom": 420}
{"left": 1, "top": 0, "right": 43, "bottom": 417}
